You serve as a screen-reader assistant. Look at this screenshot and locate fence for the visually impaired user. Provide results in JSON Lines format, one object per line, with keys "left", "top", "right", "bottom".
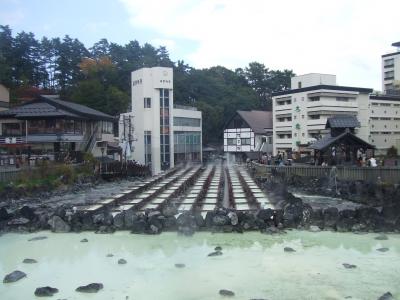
{"left": 0, "top": 169, "right": 21, "bottom": 183}
{"left": 251, "top": 162, "right": 400, "bottom": 184}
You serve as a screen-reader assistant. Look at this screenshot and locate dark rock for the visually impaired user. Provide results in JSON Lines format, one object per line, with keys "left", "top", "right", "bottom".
{"left": 0, "top": 207, "right": 11, "bottom": 221}
{"left": 205, "top": 211, "right": 216, "bottom": 227}
{"left": 80, "top": 212, "right": 94, "bottom": 230}
{"left": 147, "top": 224, "right": 160, "bottom": 234}
{"left": 34, "top": 286, "right": 59, "bottom": 297}
{"left": 118, "top": 258, "right": 127, "bottom": 264}
{"left": 23, "top": 258, "right": 37, "bottom": 264}
{"left": 53, "top": 206, "right": 66, "bottom": 219}
{"left": 106, "top": 254, "right": 114, "bottom": 257}
{"left": 20, "top": 206, "right": 36, "bottom": 221}
{"left": 80, "top": 238, "right": 88, "bottom": 243}
{"left": 213, "top": 214, "right": 230, "bottom": 226}
{"left": 28, "top": 236, "right": 47, "bottom": 241}
{"left": 375, "top": 234, "right": 388, "bottom": 240}
{"left": 164, "top": 216, "right": 177, "bottom": 229}
{"left": 323, "top": 207, "right": 339, "bottom": 229}
{"left": 257, "top": 209, "right": 274, "bottom": 221}
{"left": 377, "top": 292, "right": 395, "bottom": 300}
{"left": 215, "top": 246, "right": 222, "bottom": 251}
{"left": 113, "top": 212, "right": 125, "bottom": 229}
{"left": 336, "top": 217, "right": 356, "bottom": 232}
{"left": 222, "top": 225, "right": 234, "bottom": 233}
{"left": 194, "top": 213, "right": 205, "bottom": 227}
{"left": 48, "top": 216, "right": 70, "bottom": 233}
{"left": 162, "top": 205, "right": 178, "bottom": 217}
{"left": 95, "top": 225, "right": 115, "bottom": 234}
{"left": 377, "top": 247, "right": 389, "bottom": 252}
{"left": 208, "top": 250, "right": 223, "bottom": 257}
{"left": 174, "top": 263, "right": 185, "bottom": 268}
{"left": 343, "top": 263, "right": 357, "bottom": 269}
{"left": 263, "top": 226, "right": 281, "bottom": 234}
{"left": 301, "top": 203, "right": 313, "bottom": 227}
{"left": 284, "top": 247, "right": 296, "bottom": 252}
{"left": 124, "top": 210, "right": 139, "bottom": 228}
{"left": 3, "top": 270, "right": 27, "bottom": 283}
{"left": 283, "top": 199, "right": 303, "bottom": 227}
{"left": 8, "top": 217, "right": 30, "bottom": 226}
{"left": 76, "top": 283, "right": 103, "bottom": 293}
{"left": 219, "top": 289, "right": 235, "bottom": 297}
{"left": 177, "top": 226, "right": 195, "bottom": 236}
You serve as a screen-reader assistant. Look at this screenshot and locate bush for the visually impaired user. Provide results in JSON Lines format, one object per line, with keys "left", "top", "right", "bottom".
{"left": 387, "top": 146, "right": 398, "bottom": 158}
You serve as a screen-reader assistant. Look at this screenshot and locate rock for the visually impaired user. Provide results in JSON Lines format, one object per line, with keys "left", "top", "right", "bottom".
{"left": 174, "top": 263, "right": 185, "bottom": 268}
{"left": 164, "top": 216, "right": 177, "bottom": 229}
{"left": 375, "top": 234, "right": 388, "bottom": 240}
{"left": 124, "top": 210, "right": 139, "bottom": 228}
{"left": 212, "top": 215, "right": 230, "bottom": 226}
{"left": 131, "top": 219, "right": 147, "bottom": 234}
{"left": 53, "top": 206, "right": 66, "bottom": 219}
{"left": 8, "top": 217, "right": 30, "bottom": 226}
{"left": 377, "top": 292, "right": 395, "bottom": 300}
{"left": 113, "top": 212, "right": 125, "bottom": 229}
{"left": 3, "top": 270, "right": 27, "bottom": 283}
{"left": 80, "top": 238, "right": 88, "bottom": 243}
{"left": 283, "top": 199, "right": 303, "bottom": 227}
{"left": 343, "top": 263, "right": 357, "bottom": 269}
{"left": 301, "top": 203, "right": 313, "bottom": 227}
{"left": 118, "top": 258, "right": 127, "bottom": 264}
{"left": 323, "top": 207, "right": 339, "bottom": 229}
{"left": 257, "top": 209, "right": 274, "bottom": 222}
{"left": 28, "top": 236, "right": 47, "bottom": 241}
{"left": 34, "top": 286, "right": 59, "bottom": 297}
{"left": 106, "top": 254, "right": 114, "bottom": 257}
{"left": 284, "top": 247, "right": 296, "bottom": 252}
{"left": 215, "top": 246, "right": 222, "bottom": 251}
{"left": 205, "top": 211, "right": 216, "bottom": 228}
{"left": 0, "top": 207, "right": 11, "bottom": 221}
{"left": 227, "top": 212, "right": 238, "bottom": 226}
{"left": 219, "top": 289, "right": 235, "bottom": 297}
{"left": 177, "top": 226, "right": 195, "bottom": 236}
{"left": 23, "top": 258, "right": 37, "bottom": 264}
{"left": 194, "top": 213, "right": 205, "bottom": 227}
{"left": 48, "top": 216, "right": 70, "bottom": 233}
{"left": 162, "top": 205, "right": 178, "bottom": 217}
{"left": 95, "top": 225, "right": 115, "bottom": 234}
{"left": 76, "top": 283, "right": 103, "bottom": 293}
{"left": 20, "top": 206, "right": 36, "bottom": 220}
{"left": 263, "top": 226, "right": 281, "bottom": 234}
{"left": 309, "top": 225, "right": 321, "bottom": 232}
{"left": 377, "top": 247, "right": 389, "bottom": 252}
{"left": 208, "top": 251, "right": 223, "bottom": 257}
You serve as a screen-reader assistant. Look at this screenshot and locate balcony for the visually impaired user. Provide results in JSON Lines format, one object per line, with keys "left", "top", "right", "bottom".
{"left": 275, "top": 138, "right": 292, "bottom": 145}
{"left": 275, "top": 121, "right": 292, "bottom": 128}
{"left": 275, "top": 104, "right": 292, "bottom": 112}
{"left": 0, "top": 133, "right": 85, "bottom": 145}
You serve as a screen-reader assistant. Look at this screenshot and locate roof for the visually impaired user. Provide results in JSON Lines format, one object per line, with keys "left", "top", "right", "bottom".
{"left": 236, "top": 110, "right": 273, "bottom": 134}
{"left": 308, "top": 131, "right": 374, "bottom": 151}
{"left": 272, "top": 85, "right": 373, "bottom": 97}
{"left": 382, "top": 51, "right": 400, "bottom": 58}
{"left": 0, "top": 95, "right": 115, "bottom": 122}
{"left": 392, "top": 42, "right": 400, "bottom": 47}
{"left": 370, "top": 94, "right": 400, "bottom": 101}
{"left": 326, "top": 115, "right": 360, "bottom": 129}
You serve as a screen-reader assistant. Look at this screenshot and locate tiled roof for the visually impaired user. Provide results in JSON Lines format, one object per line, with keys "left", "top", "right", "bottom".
{"left": 308, "top": 131, "right": 374, "bottom": 151}
{"left": 326, "top": 115, "right": 360, "bottom": 129}
{"left": 0, "top": 95, "right": 115, "bottom": 122}
{"left": 237, "top": 110, "right": 273, "bottom": 134}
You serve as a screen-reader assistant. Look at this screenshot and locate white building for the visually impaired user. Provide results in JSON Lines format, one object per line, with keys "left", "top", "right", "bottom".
{"left": 382, "top": 42, "right": 400, "bottom": 94}
{"left": 369, "top": 94, "right": 400, "bottom": 153}
{"left": 223, "top": 110, "right": 273, "bottom": 162}
{"left": 272, "top": 73, "right": 372, "bottom": 155}
{"left": 120, "top": 67, "right": 202, "bottom": 175}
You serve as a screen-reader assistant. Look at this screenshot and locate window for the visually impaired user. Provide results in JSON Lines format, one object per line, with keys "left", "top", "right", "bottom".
{"left": 173, "top": 117, "right": 201, "bottom": 127}
{"left": 371, "top": 103, "right": 379, "bottom": 106}
{"left": 102, "top": 121, "right": 113, "bottom": 134}
{"left": 144, "top": 131, "right": 151, "bottom": 165}
{"left": 384, "top": 70, "right": 394, "bottom": 80}
{"left": 309, "top": 115, "right": 320, "bottom": 120}
{"left": 302, "top": 133, "right": 305, "bottom": 137}
{"left": 309, "top": 96, "right": 320, "bottom": 102}
{"left": 160, "top": 89, "right": 170, "bottom": 169}
{"left": 380, "top": 103, "right": 391, "bottom": 107}
{"left": 227, "top": 138, "right": 236, "bottom": 145}
{"left": 144, "top": 97, "right": 151, "bottom": 108}
{"left": 336, "top": 97, "right": 349, "bottom": 102}
{"left": 384, "top": 58, "right": 394, "bottom": 68}
{"left": 241, "top": 138, "right": 251, "bottom": 145}
{"left": 298, "top": 82, "right": 302, "bottom": 88}
{"left": 2, "top": 123, "right": 22, "bottom": 135}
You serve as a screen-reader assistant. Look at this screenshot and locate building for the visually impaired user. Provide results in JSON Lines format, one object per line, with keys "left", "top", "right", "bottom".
{"left": 382, "top": 42, "right": 400, "bottom": 95}
{"left": 223, "top": 110, "right": 273, "bottom": 162}
{"left": 308, "top": 115, "right": 374, "bottom": 165}
{"left": 122, "top": 67, "right": 202, "bottom": 175}
{"left": 0, "top": 95, "right": 117, "bottom": 163}
{"left": 0, "top": 84, "right": 9, "bottom": 112}
{"left": 368, "top": 94, "right": 400, "bottom": 153}
{"left": 272, "top": 73, "right": 372, "bottom": 156}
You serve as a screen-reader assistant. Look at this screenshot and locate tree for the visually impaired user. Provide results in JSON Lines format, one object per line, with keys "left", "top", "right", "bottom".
{"left": 0, "top": 25, "right": 14, "bottom": 87}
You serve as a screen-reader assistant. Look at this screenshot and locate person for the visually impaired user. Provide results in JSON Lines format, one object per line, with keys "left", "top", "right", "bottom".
{"left": 369, "top": 156, "right": 377, "bottom": 167}
{"left": 321, "top": 161, "right": 328, "bottom": 167}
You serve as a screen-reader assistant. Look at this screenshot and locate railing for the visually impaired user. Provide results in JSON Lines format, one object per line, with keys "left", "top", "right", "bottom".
{"left": 0, "top": 169, "right": 21, "bottom": 183}
{"left": 84, "top": 123, "right": 99, "bottom": 153}
{"left": 251, "top": 162, "right": 400, "bottom": 184}
{"left": 173, "top": 104, "right": 198, "bottom": 111}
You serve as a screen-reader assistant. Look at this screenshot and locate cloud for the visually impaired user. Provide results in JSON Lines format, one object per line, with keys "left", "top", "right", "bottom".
{"left": 0, "top": 9, "right": 24, "bottom": 26}
{"left": 120, "top": 0, "right": 400, "bottom": 89}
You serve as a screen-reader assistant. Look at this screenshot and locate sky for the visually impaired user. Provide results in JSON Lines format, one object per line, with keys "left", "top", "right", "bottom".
{"left": 1, "top": 0, "right": 399, "bottom": 91}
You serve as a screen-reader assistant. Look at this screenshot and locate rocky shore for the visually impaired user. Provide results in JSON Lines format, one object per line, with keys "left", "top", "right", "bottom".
{"left": 1, "top": 184, "right": 399, "bottom": 235}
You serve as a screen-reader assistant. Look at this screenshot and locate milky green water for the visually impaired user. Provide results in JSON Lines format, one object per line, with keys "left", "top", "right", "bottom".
{"left": 0, "top": 231, "right": 399, "bottom": 300}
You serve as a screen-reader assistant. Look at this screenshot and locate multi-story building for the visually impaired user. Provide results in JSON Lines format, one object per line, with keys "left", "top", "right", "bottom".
{"left": 223, "top": 110, "right": 273, "bottom": 162}
{"left": 382, "top": 42, "right": 400, "bottom": 95}
{"left": 0, "top": 95, "right": 117, "bottom": 163}
{"left": 368, "top": 94, "right": 400, "bottom": 153}
{"left": 122, "top": 67, "right": 202, "bottom": 175}
{"left": 272, "top": 73, "right": 372, "bottom": 155}
{"left": 0, "top": 84, "right": 9, "bottom": 112}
